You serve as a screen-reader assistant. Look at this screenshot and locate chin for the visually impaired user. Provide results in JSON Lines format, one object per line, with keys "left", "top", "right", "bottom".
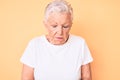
{"left": 53, "top": 41, "right": 65, "bottom": 45}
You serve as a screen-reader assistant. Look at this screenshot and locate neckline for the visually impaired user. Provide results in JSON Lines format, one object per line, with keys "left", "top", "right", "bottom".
{"left": 43, "top": 34, "right": 71, "bottom": 47}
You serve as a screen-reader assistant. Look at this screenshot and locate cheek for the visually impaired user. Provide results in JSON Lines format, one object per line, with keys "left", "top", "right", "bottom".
{"left": 48, "top": 28, "right": 57, "bottom": 35}
{"left": 65, "top": 29, "right": 70, "bottom": 34}
{"left": 63, "top": 30, "right": 70, "bottom": 37}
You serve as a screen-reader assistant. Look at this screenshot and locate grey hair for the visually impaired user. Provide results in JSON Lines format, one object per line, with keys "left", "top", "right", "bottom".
{"left": 44, "top": 0, "right": 73, "bottom": 21}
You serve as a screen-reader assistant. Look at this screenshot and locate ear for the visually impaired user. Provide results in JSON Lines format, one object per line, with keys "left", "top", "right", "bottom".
{"left": 43, "top": 20, "right": 49, "bottom": 31}
{"left": 43, "top": 20, "right": 47, "bottom": 27}
{"left": 43, "top": 19, "right": 46, "bottom": 25}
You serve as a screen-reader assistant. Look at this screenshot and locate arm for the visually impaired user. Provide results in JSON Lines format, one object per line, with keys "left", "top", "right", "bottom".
{"left": 21, "top": 64, "right": 34, "bottom": 80}
{"left": 81, "top": 63, "right": 92, "bottom": 80}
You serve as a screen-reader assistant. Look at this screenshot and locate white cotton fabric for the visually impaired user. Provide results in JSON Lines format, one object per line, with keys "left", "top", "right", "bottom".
{"left": 20, "top": 34, "right": 93, "bottom": 80}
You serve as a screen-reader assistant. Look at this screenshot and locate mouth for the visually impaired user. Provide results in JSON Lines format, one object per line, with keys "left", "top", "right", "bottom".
{"left": 55, "top": 37, "right": 63, "bottom": 40}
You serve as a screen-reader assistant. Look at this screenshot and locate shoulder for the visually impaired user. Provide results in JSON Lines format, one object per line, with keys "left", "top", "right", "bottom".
{"left": 28, "top": 35, "right": 45, "bottom": 45}
{"left": 70, "top": 34, "right": 85, "bottom": 44}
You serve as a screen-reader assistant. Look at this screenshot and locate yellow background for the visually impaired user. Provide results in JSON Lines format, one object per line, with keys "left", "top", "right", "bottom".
{"left": 0, "top": 0, "right": 120, "bottom": 80}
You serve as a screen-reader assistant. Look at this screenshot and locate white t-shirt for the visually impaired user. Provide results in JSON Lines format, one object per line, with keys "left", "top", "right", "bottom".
{"left": 20, "top": 34, "right": 93, "bottom": 80}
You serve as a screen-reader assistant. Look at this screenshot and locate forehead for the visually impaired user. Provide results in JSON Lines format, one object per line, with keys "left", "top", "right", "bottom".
{"left": 46, "top": 12, "right": 72, "bottom": 25}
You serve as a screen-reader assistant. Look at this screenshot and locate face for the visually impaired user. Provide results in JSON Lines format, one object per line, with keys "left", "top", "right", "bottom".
{"left": 44, "top": 12, "right": 72, "bottom": 45}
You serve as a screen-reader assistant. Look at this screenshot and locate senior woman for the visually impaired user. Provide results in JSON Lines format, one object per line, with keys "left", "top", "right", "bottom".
{"left": 20, "top": 0, "right": 93, "bottom": 80}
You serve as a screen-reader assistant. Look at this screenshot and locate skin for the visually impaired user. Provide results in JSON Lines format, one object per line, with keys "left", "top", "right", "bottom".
{"left": 81, "top": 63, "right": 92, "bottom": 80}
{"left": 21, "top": 12, "right": 92, "bottom": 80}
{"left": 44, "top": 12, "right": 72, "bottom": 45}
{"left": 21, "top": 65, "right": 34, "bottom": 80}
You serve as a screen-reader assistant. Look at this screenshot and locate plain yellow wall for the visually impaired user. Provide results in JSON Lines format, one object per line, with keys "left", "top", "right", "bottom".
{"left": 0, "top": 0, "right": 120, "bottom": 80}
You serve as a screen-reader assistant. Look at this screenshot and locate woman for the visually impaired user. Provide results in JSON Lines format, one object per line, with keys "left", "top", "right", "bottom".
{"left": 20, "top": 0, "right": 93, "bottom": 80}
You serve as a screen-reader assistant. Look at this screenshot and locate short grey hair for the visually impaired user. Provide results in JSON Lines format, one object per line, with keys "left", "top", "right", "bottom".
{"left": 44, "top": 0, "right": 73, "bottom": 21}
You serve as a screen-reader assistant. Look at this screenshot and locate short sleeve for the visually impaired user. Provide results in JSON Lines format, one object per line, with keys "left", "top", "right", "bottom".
{"left": 81, "top": 41, "right": 93, "bottom": 65}
{"left": 20, "top": 40, "right": 35, "bottom": 68}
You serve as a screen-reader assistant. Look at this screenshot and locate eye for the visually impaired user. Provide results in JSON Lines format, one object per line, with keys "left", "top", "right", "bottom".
{"left": 52, "top": 25, "right": 57, "bottom": 28}
{"left": 63, "top": 26, "right": 69, "bottom": 28}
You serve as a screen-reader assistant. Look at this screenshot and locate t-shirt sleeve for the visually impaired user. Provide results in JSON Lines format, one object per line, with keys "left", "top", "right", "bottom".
{"left": 81, "top": 41, "right": 93, "bottom": 65}
{"left": 20, "top": 40, "right": 35, "bottom": 68}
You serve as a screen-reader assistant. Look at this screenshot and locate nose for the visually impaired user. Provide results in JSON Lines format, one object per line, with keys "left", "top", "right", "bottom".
{"left": 57, "top": 27, "right": 63, "bottom": 35}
